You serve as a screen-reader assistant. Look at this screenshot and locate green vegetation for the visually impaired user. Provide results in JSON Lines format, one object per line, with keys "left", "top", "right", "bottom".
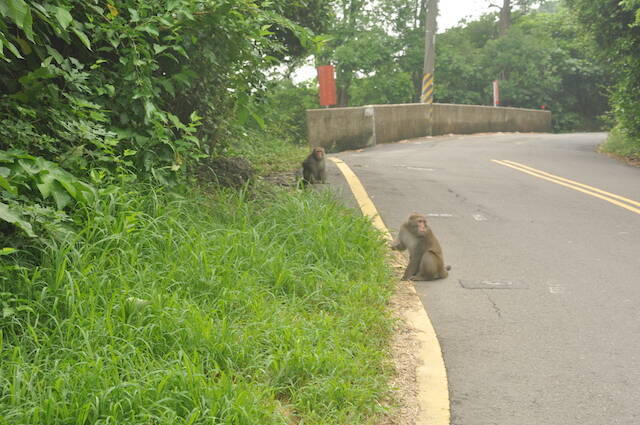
{"left": 565, "top": 0, "right": 640, "bottom": 157}
{"left": 1, "top": 186, "right": 394, "bottom": 424}
{"left": 269, "top": 1, "right": 610, "bottom": 133}
{"left": 1, "top": 1, "right": 397, "bottom": 424}
{"left": 599, "top": 126, "right": 640, "bottom": 160}
{"left": 0, "top": 0, "right": 334, "bottom": 241}
{"left": 3, "top": 0, "right": 639, "bottom": 422}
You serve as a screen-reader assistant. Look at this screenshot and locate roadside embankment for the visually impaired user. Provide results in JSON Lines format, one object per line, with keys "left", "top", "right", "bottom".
{"left": 0, "top": 185, "right": 396, "bottom": 424}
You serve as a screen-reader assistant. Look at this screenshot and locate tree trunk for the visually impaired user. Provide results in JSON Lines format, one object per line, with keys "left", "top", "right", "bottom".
{"left": 337, "top": 76, "right": 351, "bottom": 107}
{"left": 498, "top": 0, "right": 512, "bottom": 36}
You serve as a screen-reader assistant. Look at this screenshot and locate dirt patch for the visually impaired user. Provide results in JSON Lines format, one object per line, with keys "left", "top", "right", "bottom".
{"left": 377, "top": 254, "right": 421, "bottom": 425}
{"left": 197, "top": 157, "right": 255, "bottom": 188}
{"left": 261, "top": 170, "right": 299, "bottom": 188}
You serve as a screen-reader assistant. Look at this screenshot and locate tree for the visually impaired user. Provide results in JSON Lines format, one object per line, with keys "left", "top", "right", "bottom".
{"left": 566, "top": 0, "right": 640, "bottom": 148}
{"left": 434, "top": 4, "right": 608, "bottom": 131}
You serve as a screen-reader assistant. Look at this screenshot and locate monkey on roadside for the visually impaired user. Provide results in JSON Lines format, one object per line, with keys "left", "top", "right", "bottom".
{"left": 391, "top": 213, "right": 450, "bottom": 281}
{"left": 301, "top": 147, "right": 327, "bottom": 185}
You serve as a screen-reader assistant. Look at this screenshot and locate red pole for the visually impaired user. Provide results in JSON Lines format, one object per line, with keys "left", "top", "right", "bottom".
{"left": 317, "top": 65, "right": 337, "bottom": 107}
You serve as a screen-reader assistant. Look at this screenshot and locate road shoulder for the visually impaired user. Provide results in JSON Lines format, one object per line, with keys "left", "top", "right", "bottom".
{"left": 328, "top": 157, "right": 450, "bottom": 425}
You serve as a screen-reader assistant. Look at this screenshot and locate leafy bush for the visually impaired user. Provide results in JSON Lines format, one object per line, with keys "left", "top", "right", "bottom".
{"left": 0, "top": 0, "right": 323, "bottom": 183}
{"left": 1, "top": 150, "right": 95, "bottom": 242}
{"left": 566, "top": 0, "right": 640, "bottom": 148}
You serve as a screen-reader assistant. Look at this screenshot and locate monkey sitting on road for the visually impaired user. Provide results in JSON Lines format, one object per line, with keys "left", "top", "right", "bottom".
{"left": 301, "top": 147, "right": 327, "bottom": 185}
{"left": 391, "top": 213, "right": 450, "bottom": 281}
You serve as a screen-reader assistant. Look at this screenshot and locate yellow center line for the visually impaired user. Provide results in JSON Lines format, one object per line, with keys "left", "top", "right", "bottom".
{"left": 329, "top": 157, "right": 451, "bottom": 425}
{"left": 492, "top": 160, "right": 640, "bottom": 215}
{"left": 502, "top": 160, "right": 640, "bottom": 208}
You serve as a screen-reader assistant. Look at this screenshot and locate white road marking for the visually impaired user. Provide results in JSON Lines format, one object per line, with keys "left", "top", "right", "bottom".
{"left": 548, "top": 286, "right": 565, "bottom": 294}
{"left": 473, "top": 214, "right": 488, "bottom": 221}
{"left": 406, "top": 166, "right": 436, "bottom": 171}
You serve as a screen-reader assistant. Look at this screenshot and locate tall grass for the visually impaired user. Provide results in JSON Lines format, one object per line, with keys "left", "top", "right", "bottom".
{"left": 0, "top": 185, "right": 394, "bottom": 424}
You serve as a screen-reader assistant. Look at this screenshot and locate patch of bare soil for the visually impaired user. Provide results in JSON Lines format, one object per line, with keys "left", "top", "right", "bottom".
{"left": 196, "top": 156, "right": 255, "bottom": 188}
{"left": 261, "top": 170, "right": 299, "bottom": 188}
{"left": 377, "top": 254, "right": 420, "bottom": 425}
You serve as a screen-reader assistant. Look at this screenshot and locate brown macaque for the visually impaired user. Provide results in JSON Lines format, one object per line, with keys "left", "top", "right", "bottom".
{"left": 301, "top": 147, "right": 327, "bottom": 185}
{"left": 391, "top": 214, "right": 450, "bottom": 281}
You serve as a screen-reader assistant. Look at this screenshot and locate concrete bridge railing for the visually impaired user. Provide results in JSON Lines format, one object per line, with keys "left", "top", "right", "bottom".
{"left": 306, "top": 103, "right": 552, "bottom": 152}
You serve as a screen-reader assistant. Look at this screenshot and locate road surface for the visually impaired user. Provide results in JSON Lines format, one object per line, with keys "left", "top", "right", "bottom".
{"left": 329, "top": 133, "right": 640, "bottom": 425}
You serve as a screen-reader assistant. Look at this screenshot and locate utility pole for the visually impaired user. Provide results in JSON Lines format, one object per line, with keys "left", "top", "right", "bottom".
{"left": 421, "top": 0, "right": 438, "bottom": 105}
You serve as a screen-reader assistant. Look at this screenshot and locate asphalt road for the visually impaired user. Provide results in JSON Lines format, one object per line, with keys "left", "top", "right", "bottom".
{"left": 329, "top": 133, "right": 640, "bottom": 425}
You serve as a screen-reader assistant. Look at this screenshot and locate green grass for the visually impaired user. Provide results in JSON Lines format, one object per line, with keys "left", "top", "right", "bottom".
{"left": 0, "top": 185, "right": 395, "bottom": 425}
{"left": 229, "top": 129, "right": 308, "bottom": 175}
{"left": 599, "top": 126, "right": 640, "bottom": 160}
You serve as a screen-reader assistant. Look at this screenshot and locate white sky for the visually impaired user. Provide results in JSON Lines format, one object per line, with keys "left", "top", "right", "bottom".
{"left": 438, "top": 0, "right": 493, "bottom": 31}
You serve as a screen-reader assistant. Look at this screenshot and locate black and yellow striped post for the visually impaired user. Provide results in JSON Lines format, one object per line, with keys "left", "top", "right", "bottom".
{"left": 422, "top": 72, "right": 434, "bottom": 136}
{"left": 421, "top": 73, "right": 434, "bottom": 104}
{"left": 422, "top": 0, "right": 438, "bottom": 135}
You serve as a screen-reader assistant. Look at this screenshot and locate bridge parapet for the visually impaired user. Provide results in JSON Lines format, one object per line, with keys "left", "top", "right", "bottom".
{"left": 306, "top": 103, "right": 552, "bottom": 151}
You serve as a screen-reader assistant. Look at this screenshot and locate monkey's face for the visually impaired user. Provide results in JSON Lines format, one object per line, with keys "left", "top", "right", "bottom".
{"left": 409, "top": 214, "right": 429, "bottom": 236}
{"left": 313, "top": 147, "right": 325, "bottom": 160}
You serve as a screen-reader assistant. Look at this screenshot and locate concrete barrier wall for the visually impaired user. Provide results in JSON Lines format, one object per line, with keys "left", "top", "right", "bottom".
{"left": 306, "top": 103, "right": 551, "bottom": 151}
{"left": 432, "top": 103, "right": 552, "bottom": 135}
{"left": 306, "top": 106, "right": 375, "bottom": 151}
{"left": 372, "top": 104, "right": 431, "bottom": 144}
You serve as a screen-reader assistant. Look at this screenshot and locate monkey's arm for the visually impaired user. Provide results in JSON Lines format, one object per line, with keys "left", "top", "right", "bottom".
{"left": 402, "top": 254, "right": 421, "bottom": 280}
{"left": 391, "top": 240, "right": 405, "bottom": 250}
{"left": 390, "top": 239, "right": 406, "bottom": 251}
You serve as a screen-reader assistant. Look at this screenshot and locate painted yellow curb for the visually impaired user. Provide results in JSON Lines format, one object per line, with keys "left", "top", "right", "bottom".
{"left": 329, "top": 157, "right": 451, "bottom": 425}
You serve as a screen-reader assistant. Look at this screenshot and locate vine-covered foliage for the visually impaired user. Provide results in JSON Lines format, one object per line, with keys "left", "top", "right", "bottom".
{"left": 0, "top": 0, "right": 330, "bottom": 241}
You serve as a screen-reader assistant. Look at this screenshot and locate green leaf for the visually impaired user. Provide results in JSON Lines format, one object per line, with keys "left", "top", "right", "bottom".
{"left": 138, "top": 25, "right": 159, "bottom": 37}
{"left": 4, "top": 39, "right": 23, "bottom": 59}
{"left": 51, "top": 181, "right": 72, "bottom": 210}
{"left": 0, "top": 248, "right": 18, "bottom": 256}
{"left": 16, "top": 38, "right": 31, "bottom": 55}
{"left": 4, "top": 0, "right": 28, "bottom": 29}
{"left": 46, "top": 46, "right": 63, "bottom": 64}
{"left": 0, "top": 202, "right": 35, "bottom": 237}
{"left": 144, "top": 100, "right": 156, "bottom": 121}
{"left": 72, "top": 27, "right": 91, "bottom": 50}
{"left": 0, "top": 174, "right": 17, "bottom": 194}
{"left": 54, "top": 6, "right": 73, "bottom": 30}
{"left": 127, "top": 8, "right": 139, "bottom": 22}
{"left": 159, "top": 79, "right": 175, "bottom": 97}
{"left": 250, "top": 110, "right": 266, "bottom": 130}
{"left": 153, "top": 43, "right": 169, "bottom": 54}
{"left": 22, "top": 6, "right": 33, "bottom": 41}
